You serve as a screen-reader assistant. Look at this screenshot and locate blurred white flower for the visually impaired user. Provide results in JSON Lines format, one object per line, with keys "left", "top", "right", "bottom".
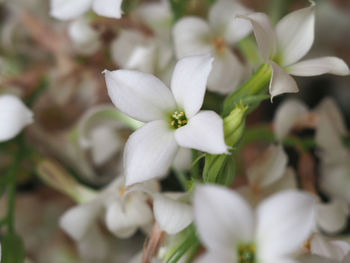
{"left": 173, "top": 0, "right": 252, "bottom": 94}
{"left": 50, "top": 0, "right": 123, "bottom": 20}
{"left": 273, "top": 99, "right": 310, "bottom": 140}
{"left": 241, "top": 2, "right": 350, "bottom": 100}
{"left": 194, "top": 185, "right": 315, "bottom": 263}
{"left": 111, "top": 0, "right": 174, "bottom": 84}
{"left": 299, "top": 234, "right": 350, "bottom": 263}
{"left": 104, "top": 54, "right": 229, "bottom": 186}
{"left": 60, "top": 175, "right": 158, "bottom": 261}
{"left": 0, "top": 94, "right": 33, "bottom": 142}
{"left": 237, "top": 144, "right": 297, "bottom": 207}
{"left": 68, "top": 18, "right": 101, "bottom": 56}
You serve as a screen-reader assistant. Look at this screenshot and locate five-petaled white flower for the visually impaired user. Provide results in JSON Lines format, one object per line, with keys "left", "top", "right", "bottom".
{"left": 0, "top": 94, "right": 33, "bottom": 142}
{"left": 241, "top": 1, "right": 350, "bottom": 100}
{"left": 50, "top": 0, "right": 123, "bottom": 20}
{"left": 194, "top": 184, "right": 315, "bottom": 263}
{"left": 104, "top": 54, "right": 229, "bottom": 186}
{"left": 173, "top": 0, "right": 252, "bottom": 94}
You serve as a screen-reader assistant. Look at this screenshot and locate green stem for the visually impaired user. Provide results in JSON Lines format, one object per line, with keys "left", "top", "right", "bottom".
{"left": 222, "top": 63, "right": 271, "bottom": 117}
{"left": 6, "top": 136, "right": 24, "bottom": 234}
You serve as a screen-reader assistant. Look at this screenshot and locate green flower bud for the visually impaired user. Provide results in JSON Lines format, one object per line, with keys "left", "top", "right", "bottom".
{"left": 223, "top": 104, "right": 248, "bottom": 147}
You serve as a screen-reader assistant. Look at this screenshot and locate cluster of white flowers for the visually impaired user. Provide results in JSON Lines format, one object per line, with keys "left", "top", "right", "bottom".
{"left": 2, "top": 0, "right": 350, "bottom": 262}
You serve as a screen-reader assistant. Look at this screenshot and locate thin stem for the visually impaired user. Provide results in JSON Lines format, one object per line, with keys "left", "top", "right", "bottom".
{"left": 6, "top": 136, "right": 24, "bottom": 234}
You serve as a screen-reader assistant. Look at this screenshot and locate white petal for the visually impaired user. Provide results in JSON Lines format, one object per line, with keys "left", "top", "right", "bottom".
{"left": 59, "top": 201, "right": 102, "bottom": 241}
{"left": 207, "top": 49, "right": 246, "bottom": 94}
{"left": 240, "top": 13, "right": 277, "bottom": 60}
{"left": 194, "top": 184, "right": 254, "bottom": 253}
{"left": 269, "top": 61, "right": 298, "bottom": 101}
{"left": 89, "top": 125, "right": 121, "bottom": 166}
{"left": 247, "top": 144, "right": 288, "bottom": 188}
{"left": 104, "top": 69, "right": 176, "bottom": 122}
{"left": 288, "top": 57, "right": 350, "bottom": 76}
{"left": 111, "top": 30, "right": 156, "bottom": 74}
{"left": 276, "top": 3, "right": 315, "bottom": 66}
{"left": 273, "top": 99, "right": 309, "bottom": 140}
{"left": 50, "top": 0, "right": 92, "bottom": 20}
{"left": 105, "top": 195, "right": 153, "bottom": 238}
{"left": 173, "top": 17, "right": 212, "bottom": 58}
{"left": 0, "top": 95, "right": 33, "bottom": 142}
{"left": 77, "top": 224, "right": 109, "bottom": 262}
{"left": 195, "top": 252, "right": 235, "bottom": 263}
{"left": 256, "top": 190, "right": 315, "bottom": 260}
{"left": 153, "top": 193, "right": 193, "bottom": 234}
{"left": 315, "top": 97, "right": 347, "bottom": 136}
{"left": 175, "top": 111, "right": 228, "bottom": 154}
{"left": 172, "top": 147, "right": 192, "bottom": 171}
{"left": 171, "top": 54, "right": 213, "bottom": 118}
{"left": 124, "top": 120, "right": 178, "bottom": 186}
{"left": 208, "top": 0, "right": 252, "bottom": 44}
{"left": 92, "top": 0, "right": 123, "bottom": 19}
{"left": 264, "top": 167, "right": 298, "bottom": 195}
{"left": 311, "top": 234, "right": 347, "bottom": 261}
{"left": 68, "top": 18, "right": 100, "bottom": 56}
{"left": 316, "top": 199, "right": 349, "bottom": 234}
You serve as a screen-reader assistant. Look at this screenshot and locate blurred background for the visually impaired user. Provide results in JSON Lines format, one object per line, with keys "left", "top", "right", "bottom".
{"left": 0, "top": 0, "right": 349, "bottom": 262}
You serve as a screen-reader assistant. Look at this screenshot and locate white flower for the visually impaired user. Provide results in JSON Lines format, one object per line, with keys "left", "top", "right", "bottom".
{"left": 241, "top": 2, "right": 350, "bottom": 100}
{"left": 173, "top": 0, "right": 252, "bottom": 94}
{"left": 68, "top": 18, "right": 101, "bottom": 56}
{"left": 0, "top": 94, "right": 33, "bottom": 142}
{"left": 104, "top": 54, "right": 229, "bottom": 186}
{"left": 194, "top": 185, "right": 315, "bottom": 263}
{"left": 50, "top": 0, "right": 123, "bottom": 20}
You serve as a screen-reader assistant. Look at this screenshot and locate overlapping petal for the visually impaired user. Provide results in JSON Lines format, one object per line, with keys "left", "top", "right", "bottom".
{"left": 194, "top": 184, "right": 254, "bottom": 254}
{"left": 208, "top": 0, "right": 252, "bottom": 44}
{"left": 171, "top": 54, "right": 213, "bottom": 118}
{"left": 174, "top": 111, "right": 228, "bottom": 154}
{"left": 124, "top": 120, "right": 178, "bottom": 186}
{"left": 173, "top": 17, "right": 212, "bottom": 58}
{"left": 256, "top": 190, "right": 315, "bottom": 261}
{"left": 104, "top": 69, "right": 176, "bottom": 122}
{"left": 240, "top": 13, "right": 277, "bottom": 60}
{"left": 153, "top": 193, "right": 193, "bottom": 234}
{"left": 276, "top": 2, "right": 315, "bottom": 66}
{"left": 269, "top": 61, "right": 298, "bottom": 101}
{"left": 0, "top": 95, "right": 33, "bottom": 142}
{"left": 207, "top": 49, "right": 246, "bottom": 94}
{"left": 288, "top": 57, "right": 350, "bottom": 76}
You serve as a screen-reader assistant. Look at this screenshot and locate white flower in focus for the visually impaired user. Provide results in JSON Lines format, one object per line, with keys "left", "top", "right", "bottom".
{"left": 241, "top": 2, "right": 350, "bottom": 100}
{"left": 0, "top": 94, "right": 33, "bottom": 142}
{"left": 104, "top": 54, "right": 229, "bottom": 186}
{"left": 68, "top": 18, "right": 101, "bottom": 56}
{"left": 50, "top": 0, "right": 123, "bottom": 20}
{"left": 173, "top": 0, "right": 252, "bottom": 94}
{"left": 194, "top": 185, "right": 315, "bottom": 263}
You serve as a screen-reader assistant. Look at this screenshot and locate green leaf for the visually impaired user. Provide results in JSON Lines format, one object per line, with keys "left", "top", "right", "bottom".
{"left": 1, "top": 233, "right": 25, "bottom": 263}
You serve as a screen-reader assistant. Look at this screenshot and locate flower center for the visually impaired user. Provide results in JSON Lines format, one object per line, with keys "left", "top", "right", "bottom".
{"left": 169, "top": 111, "right": 187, "bottom": 129}
{"left": 211, "top": 36, "right": 226, "bottom": 53}
{"left": 238, "top": 243, "right": 256, "bottom": 263}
